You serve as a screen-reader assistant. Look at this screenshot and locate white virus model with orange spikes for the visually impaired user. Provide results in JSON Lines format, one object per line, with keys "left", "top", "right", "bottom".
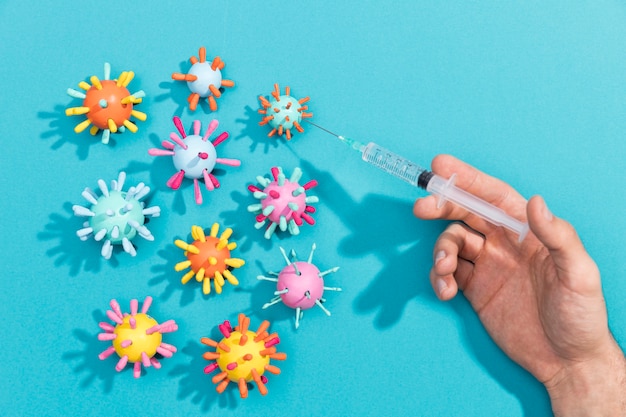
{"left": 174, "top": 224, "right": 245, "bottom": 295}
{"left": 201, "top": 313, "right": 286, "bottom": 398}
{"left": 247, "top": 166, "right": 319, "bottom": 239}
{"left": 258, "top": 244, "right": 341, "bottom": 329}
{"left": 258, "top": 84, "right": 312, "bottom": 140}
{"left": 172, "top": 46, "right": 235, "bottom": 112}
{"left": 65, "top": 62, "right": 147, "bottom": 145}
{"left": 148, "top": 116, "right": 240, "bottom": 205}
{"left": 72, "top": 172, "right": 161, "bottom": 260}
{"left": 98, "top": 296, "right": 178, "bottom": 378}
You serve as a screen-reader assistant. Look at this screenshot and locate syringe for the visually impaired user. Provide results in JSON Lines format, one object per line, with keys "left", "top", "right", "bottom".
{"left": 307, "top": 122, "right": 529, "bottom": 241}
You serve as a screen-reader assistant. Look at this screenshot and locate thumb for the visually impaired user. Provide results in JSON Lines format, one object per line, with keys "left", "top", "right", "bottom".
{"left": 527, "top": 195, "right": 600, "bottom": 289}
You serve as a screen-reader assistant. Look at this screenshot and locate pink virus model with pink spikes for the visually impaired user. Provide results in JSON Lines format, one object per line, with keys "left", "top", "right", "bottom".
{"left": 97, "top": 296, "right": 178, "bottom": 378}
{"left": 148, "top": 116, "right": 241, "bottom": 205}
{"left": 247, "top": 166, "right": 318, "bottom": 239}
{"left": 258, "top": 244, "right": 341, "bottom": 329}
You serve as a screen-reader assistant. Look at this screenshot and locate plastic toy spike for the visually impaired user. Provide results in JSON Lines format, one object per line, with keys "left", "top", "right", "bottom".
{"left": 258, "top": 83, "right": 312, "bottom": 140}
{"left": 72, "top": 171, "right": 161, "bottom": 260}
{"left": 148, "top": 116, "right": 240, "bottom": 205}
{"left": 247, "top": 166, "right": 319, "bottom": 238}
{"left": 172, "top": 46, "right": 234, "bottom": 112}
{"left": 174, "top": 223, "right": 245, "bottom": 295}
{"left": 98, "top": 296, "right": 178, "bottom": 378}
{"left": 201, "top": 313, "right": 286, "bottom": 398}
{"left": 258, "top": 243, "right": 341, "bottom": 329}
{"left": 65, "top": 62, "right": 146, "bottom": 144}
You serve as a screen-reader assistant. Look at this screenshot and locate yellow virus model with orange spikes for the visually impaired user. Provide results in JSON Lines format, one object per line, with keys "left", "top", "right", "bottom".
{"left": 258, "top": 84, "right": 312, "bottom": 140}
{"left": 172, "top": 46, "right": 235, "bottom": 112}
{"left": 202, "top": 313, "right": 286, "bottom": 398}
{"left": 174, "top": 223, "right": 245, "bottom": 295}
{"left": 65, "top": 62, "right": 147, "bottom": 145}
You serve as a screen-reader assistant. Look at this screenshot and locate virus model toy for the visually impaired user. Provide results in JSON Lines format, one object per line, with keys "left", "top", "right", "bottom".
{"left": 201, "top": 313, "right": 286, "bottom": 398}
{"left": 247, "top": 166, "right": 318, "bottom": 239}
{"left": 65, "top": 62, "right": 146, "bottom": 145}
{"left": 258, "top": 83, "right": 312, "bottom": 140}
{"left": 73, "top": 171, "right": 161, "bottom": 260}
{"left": 98, "top": 296, "right": 178, "bottom": 378}
{"left": 172, "top": 46, "right": 234, "bottom": 112}
{"left": 148, "top": 116, "right": 241, "bottom": 205}
{"left": 258, "top": 244, "right": 341, "bottom": 329}
{"left": 174, "top": 223, "right": 245, "bottom": 295}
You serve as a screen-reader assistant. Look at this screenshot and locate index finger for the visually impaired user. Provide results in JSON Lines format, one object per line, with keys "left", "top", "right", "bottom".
{"left": 414, "top": 154, "right": 528, "bottom": 229}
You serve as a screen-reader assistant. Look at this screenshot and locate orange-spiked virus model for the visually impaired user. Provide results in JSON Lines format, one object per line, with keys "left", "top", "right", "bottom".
{"left": 73, "top": 172, "right": 161, "bottom": 260}
{"left": 65, "top": 62, "right": 147, "bottom": 145}
{"left": 258, "top": 244, "right": 341, "bottom": 329}
{"left": 258, "top": 84, "right": 312, "bottom": 140}
{"left": 201, "top": 313, "right": 286, "bottom": 398}
{"left": 172, "top": 46, "right": 234, "bottom": 112}
{"left": 98, "top": 296, "right": 178, "bottom": 378}
{"left": 247, "top": 166, "right": 319, "bottom": 239}
{"left": 174, "top": 224, "right": 245, "bottom": 295}
{"left": 148, "top": 116, "right": 241, "bottom": 205}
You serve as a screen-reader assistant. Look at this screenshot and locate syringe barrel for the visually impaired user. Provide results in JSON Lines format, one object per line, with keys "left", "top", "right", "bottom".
{"left": 361, "top": 142, "right": 428, "bottom": 188}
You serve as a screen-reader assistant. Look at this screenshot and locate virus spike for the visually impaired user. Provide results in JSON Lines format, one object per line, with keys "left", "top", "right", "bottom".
{"left": 193, "top": 179, "right": 202, "bottom": 204}
{"left": 90, "top": 75, "right": 103, "bottom": 90}
{"left": 166, "top": 170, "right": 185, "bottom": 190}
{"left": 216, "top": 379, "right": 229, "bottom": 393}
{"left": 107, "top": 118, "right": 118, "bottom": 133}
{"left": 221, "top": 79, "right": 234, "bottom": 87}
{"left": 265, "top": 364, "right": 281, "bottom": 375}
{"left": 98, "top": 346, "right": 116, "bottom": 360}
{"left": 208, "top": 95, "right": 217, "bottom": 111}
{"left": 122, "top": 71, "right": 135, "bottom": 87}
{"left": 204, "top": 363, "right": 220, "bottom": 373}
{"left": 148, "top": 148, "right": 176, "bottom": 157}
{"left": 198, "top": 47, "right": 206, "bottom": 63}
{"left": 315, "top": 299, "right": 331, "bottom": 316}
{"left": 130, "top": 110, "right": 147, "bottom": 121}
{"left": 209, "top": 84, "right": 221, "bottom": 98}
{"left": 74, "top": 119, "right": 92, "bottom": 133}
{"left": 211, "top": 56, "right": 222, "bottom": 71}
{"left": 67, "top": 88, "right": 87, "bottom": 99}
{"left": 203, "top": 119, "right": 219, "bottom": 141}
{"left": 238, "top": 378, "right": 248, "bottom": 398}
{"left": 251, "top": 368, "right": 268, "bottom": 396}
{"left": 172, "top": 116, "right": 186, "bottom": 138}
{"left": 262, "top": 297, "right": 283, "bottom": 309}
{"left": 212, "top": 371, "right": 228, "bottom": 384}
{"left": 172, "top": 73, "right": 198, "bottom": 82}
{"left": 201, "top": 337, "right": 218, "bottom": 347}
{"left": 141, "top": 296, "right": 153, "bottom": 314}
{"left": 254, "top": 321, "right": 270, "bottom": 341}
{"left": 65, "top": 106, "right": 90, "bottom": 116}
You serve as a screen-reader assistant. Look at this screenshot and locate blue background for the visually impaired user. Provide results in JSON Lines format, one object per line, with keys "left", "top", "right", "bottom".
{"left": 1, "top": 1, "right": 625, "bottom": 416}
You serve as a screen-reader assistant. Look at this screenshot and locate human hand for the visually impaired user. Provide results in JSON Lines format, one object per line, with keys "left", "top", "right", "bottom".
{"left": 412, "top": 155, "right": 625, "bottom": 416}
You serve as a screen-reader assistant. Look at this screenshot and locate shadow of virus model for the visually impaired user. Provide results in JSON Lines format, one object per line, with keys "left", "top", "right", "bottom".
{"left": 149, "top": 116, "right": 241, "bottom": 205}
{"left": 247, "top": 166, "right": 318, "bottom": 239}
{"left": 72, "top": 171, "right": 161, "bottom": 260}
{"left": 201, "top": 313, "right": 286, "bottom": 398}
{"left": 258, "top": 244, "right": 341, "bottom": 329}
{"left": 65, "top": 62, "right": 147, "bottom": 145}
{"left": 172, "top": 46, "right": 234, "bottom": 112}
{"left": 174, "top": 223, "right": 245, "bottom": 295}
{"left": 258, "top": 83, "right": 312, "bottom": 140}
{"left": 98, "top": 296, "right": 178, "bottom": 378}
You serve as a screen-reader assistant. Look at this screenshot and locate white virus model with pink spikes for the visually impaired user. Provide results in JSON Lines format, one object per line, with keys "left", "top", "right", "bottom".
{"left": 72, "top": 172, "right": 161, "bottom": 260}
{"left": 247, "top": 166, "right": 319, "bottom": 239}
{"left": 149, "top": 116, "right": 241, "bottom": 205}
{"left": 98, "top": 296, "right": 178, "bottom": 378}
{"left": 258, "top": 244, "right": 341, "bottom": 329}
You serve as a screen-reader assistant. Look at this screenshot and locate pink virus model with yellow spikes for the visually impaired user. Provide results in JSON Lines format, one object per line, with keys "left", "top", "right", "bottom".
{"left": 247, "top": 166, "right": 319, "bottom": 239}
{"left": 172, "top": 46, "right": 235, "bottom": 112}
{"left": 65, "top": 62, "right": 147, "bottom": 145}
{"left": 201, "top": 313, "right": 286, "bottom": 398}
{"left": 258, "top": 244, "right": 341, "bottom": 329}
{"left": 97, "top": 296, "right": 178, "bottom": 378}
{"left": 148, "top": 116, "right": 241, "bottom": 205}
{"left": 258, "top": 84, "right": 312, "bottom": 140}
{"left": 174, "top": 223, "right": 245, "bottom": 295}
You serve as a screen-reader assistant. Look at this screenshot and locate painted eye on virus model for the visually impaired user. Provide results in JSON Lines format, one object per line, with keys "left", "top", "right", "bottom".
{"left": 174, "top": 223, "right": 245, "bottom": 295}
{"left": 258, "top": 83, "right": 312, "bottom": 140}
{"left": 201, "top": 313, "right": 286, "bottom": 398}
{"left": 258, "top": 244, "right": 341, "bottom": 329}
{"left": 172, "top": 46, "right": 235, "bottom": 112}
{"left": 98, "top": 296, "right": 178, "bottom": 378}
{"left": 72, "top": 171, "right": 161, "bottom": 260}
{"left": 149, "top": 116, "right": 241, "bottom": 205}
{"left": 65, "top": 62, "right": 147, "bottom": 145}
{"left": 247, "top": 166, "right": 319, "bottom": 239}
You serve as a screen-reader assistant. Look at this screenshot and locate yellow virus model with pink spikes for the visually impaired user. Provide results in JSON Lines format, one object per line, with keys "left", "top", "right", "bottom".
{"left": 172, "top": 46, "right": 235, "bottom": 112}
{"left": 174, "top": 224, "right": 245, "bottom": 295}
{"left": 97, "top": 297, "right": 178, "bottom": 378}
{"left": 258, "top": 83, "right": 312, "bottom": 140}
{"left": 65, "top": 62, "right": 147, "bottom": 145}
{"left": 202, "top": 313, "right": 286, "bottom": 398}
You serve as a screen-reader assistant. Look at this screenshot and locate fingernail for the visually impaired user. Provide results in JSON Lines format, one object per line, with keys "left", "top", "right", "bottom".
{"left": 435, "top": 250, "right": 446, "bottom": 263}
{"left": 436, "top": 278, "right": 448, "bottom": 296}
{"left": 542, "top": 199, "right": 553, "bottom": 222}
